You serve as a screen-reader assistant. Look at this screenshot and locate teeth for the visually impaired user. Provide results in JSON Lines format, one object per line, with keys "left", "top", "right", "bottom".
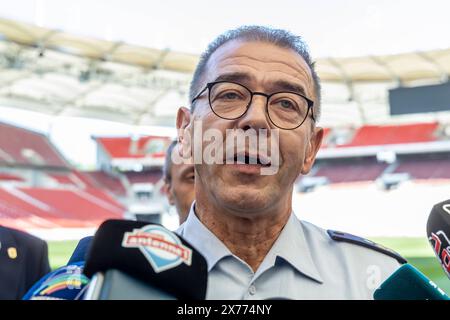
{"left": 235, "top": 155, "right": 256, "bottom": 164}
{"left": 232, "top": 154, "right": 269, "bottom": 165}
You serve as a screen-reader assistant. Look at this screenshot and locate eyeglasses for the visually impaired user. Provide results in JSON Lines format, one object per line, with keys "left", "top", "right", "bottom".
{"left": 191, "top": 81, "right": 315, "bottom": 130}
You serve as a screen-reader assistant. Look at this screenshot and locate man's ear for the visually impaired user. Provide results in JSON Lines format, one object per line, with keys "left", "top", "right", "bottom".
{"left": 176, "top": 107, "right": 192, "bottom": 159}
{"left": 161, "top": 182, "right": 169, "bottom": 196}
{"left": 301, "top": 127, "right": 324, "bottom": 175}
{"left": 161, "top": 182, "right": 175, "bottom": 205}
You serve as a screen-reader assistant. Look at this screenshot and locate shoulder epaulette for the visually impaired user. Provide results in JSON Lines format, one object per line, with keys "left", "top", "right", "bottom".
{"left": 327, "top": 230, "right": 407, "bottom": 264}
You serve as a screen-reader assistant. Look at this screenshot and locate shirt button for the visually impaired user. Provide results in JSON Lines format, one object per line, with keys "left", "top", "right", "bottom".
{"left": 248, "top": 285, "right": 256, "bottom": 295}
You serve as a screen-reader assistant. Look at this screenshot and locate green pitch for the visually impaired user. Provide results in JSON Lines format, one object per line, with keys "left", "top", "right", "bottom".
{"left": 48, "top": 240, "right": 78, "bottom": 270}
{"left": 47, "top": 237, "right": 450, "bottom": 294}
{"left": 372, "top": 237, "right": 450, "bottom": 293}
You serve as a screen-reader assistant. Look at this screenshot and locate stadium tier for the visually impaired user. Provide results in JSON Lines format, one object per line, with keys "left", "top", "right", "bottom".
{"left": 393, "top": 157, "right": 450, "bottom": 180}
{"left": 0, "top": 172, "right": 24, "bottom": 182}
{"left": 0, "top": 122, "right": 128, "bottom": 231}
{"left": 81, "top": 171, "right": 127, "bottom": 197}
{"left": 0, "top": 122, "right": 171, "bottom": 232}
{"left": 312, "top": 160, "right": 389, "bottom": 184}
{"left": 46, "top": 171, "right": 80, "bottom": 186}
{"left": 321, "top": 122, "right": 443, "bottom": 148}
{"left": 298, "top": 121, "right": 450, "bottom": 188}
{"left": 0, "top": 187, "right": 123, "bottom": 229}
{"left": 94, "top": 136, "right": 170, "bottom": 160}
{"left": 338, "top": 122, "right": 440, "bottom": 147}
{"left": 0, "top": 122, "right": 68, "bottom": 167}
{"left": 124, "top": 170, "right": 162, "bottom": 185}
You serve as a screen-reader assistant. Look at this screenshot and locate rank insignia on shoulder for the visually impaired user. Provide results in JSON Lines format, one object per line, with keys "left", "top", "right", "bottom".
{"left": 327, "top": 230, "right": 407, "bottom": 264}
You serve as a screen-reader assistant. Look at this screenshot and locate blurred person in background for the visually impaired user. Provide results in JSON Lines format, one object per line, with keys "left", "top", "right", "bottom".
{"left": 162, "top": 140, "right": 195, "bottom": 224}
{"left": 0, "top": 225, "right": 50, "bottom": 299}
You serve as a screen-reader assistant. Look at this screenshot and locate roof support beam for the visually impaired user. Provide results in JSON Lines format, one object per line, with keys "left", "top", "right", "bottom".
{"left": 134, "top": 88, "right": 172, "bottom": 125}
{"left": 53, "top": 82, "right": 105, "bottom": 116}
{"left": 369, "top": 55, "right": 401, "bottom": 85}
{"left": 327, "top": 57, "right": 368, "bottom": 123}
{"left": 415, "top": 51, "right": 449, "bottom": 83}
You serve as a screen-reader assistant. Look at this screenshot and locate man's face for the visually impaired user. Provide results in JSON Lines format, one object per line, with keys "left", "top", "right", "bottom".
{"left": 178, "top": 40, "right": 323, "bottom": 217}
{"left": 163, "top": 158, "right": 195, "bottom": 224}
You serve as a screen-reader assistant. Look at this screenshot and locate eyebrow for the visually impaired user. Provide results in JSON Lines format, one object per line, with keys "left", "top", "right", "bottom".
{"left": 213, "top": 72, "right": 251, "bottom": 83}
{"left": 271, "top": 80, "right": 307, "bottom": 96}
{"left": 212, "top": 73, "right": 307, "bottom": 96}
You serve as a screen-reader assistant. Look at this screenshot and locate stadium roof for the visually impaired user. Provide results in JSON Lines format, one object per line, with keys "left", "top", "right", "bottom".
{"left": 0, "top": 17, "right": 449, "bottom": 126}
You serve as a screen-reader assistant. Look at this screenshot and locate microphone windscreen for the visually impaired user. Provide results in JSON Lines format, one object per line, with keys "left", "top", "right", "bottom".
{"left": 22, "top": 262, "right": 89, "bottom": 300}
{"left": 83, "top": 219, "right": 207, "bottom": 300}
{"left": 426, "top": 199, "right": 450, "bottom": 279}
{"left": 67, "top": 236, "right": 93, "bottom": 265}
{"left": 23, "top": 237, "right": 93, "bottom": 300}
{"left": 373, "top": 263, "right": 449, "bottom": 300}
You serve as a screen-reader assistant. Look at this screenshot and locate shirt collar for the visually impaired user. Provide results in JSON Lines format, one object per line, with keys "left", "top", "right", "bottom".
{"left": 177, "top": 202, "right": 323, "bottom": 284}
{"left": 264, "top": 213, "right": 324, "bottom": 284}
{"left": 177, "top": 202, "right": 232, "bottom": 272}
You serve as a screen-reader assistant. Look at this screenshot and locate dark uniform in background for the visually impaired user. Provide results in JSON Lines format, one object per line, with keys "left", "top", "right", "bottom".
{"left": 0, "top": 226, "right": 51, "bottom": 299}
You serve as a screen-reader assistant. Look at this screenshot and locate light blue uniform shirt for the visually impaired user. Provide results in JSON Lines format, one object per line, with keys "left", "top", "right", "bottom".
{"left": 176, "top": 202, "right": 402, "bottom": 300}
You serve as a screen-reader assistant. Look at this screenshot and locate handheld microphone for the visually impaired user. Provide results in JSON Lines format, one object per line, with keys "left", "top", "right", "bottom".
{"left": 426, "top": 199, "right": 450, "bottom": 279}
{"left": 67, "top": 236, "right": 92, "bottom": 265}
{"left": 23, "top": 237, "right": 92, "bottom": 300}
{"left": 83, "top": 219, "right": 208, "bottom": 300}
{"left": 373, "top": 263, "right": 449, "bottom": 300}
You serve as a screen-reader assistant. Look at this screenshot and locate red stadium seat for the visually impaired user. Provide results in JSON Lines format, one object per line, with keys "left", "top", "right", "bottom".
{"left": 340, "top": 122, "right": 439, "bottom": 147}
{"left": 0, "top": 122, "right": 68, "bottom": 167}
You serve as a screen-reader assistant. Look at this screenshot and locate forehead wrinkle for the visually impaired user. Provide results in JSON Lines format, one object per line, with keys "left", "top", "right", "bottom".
{"left": 210, "top": 59, "right": 313, "bottom": 98}
{"left": 212, "top": 66, "right": 312, "bottom": 97}
{"left": 217, "top": 54, "right": 313, "bottom": 85}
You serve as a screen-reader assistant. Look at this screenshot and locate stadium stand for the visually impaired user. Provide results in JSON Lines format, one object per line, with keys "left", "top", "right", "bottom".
{"left": 0, "top": 122, "right": 68, "bottom": 167}
{"left": 46, "top": 171, "right": 79, "bottom": 186}
{"left": 94, "top": 136, "right": 169, "bottom": 160}
{"left": 312, "top": 159, "right": 389, "bottom": 184}
{"left": 124, "top": 170, "right": 162, "bottom": 185}
{"left": 297, "top": 122, "right": 450, "bottom": 188}
{"left": 91, "top": 136, "right": 170, "bottom": 223}
{"left": 81, "top": 170, "right": 127, "bottom": 197}
{"left": 339, "top": 122, "right": 440, "bottom": 147}
{"left": 0, "top": 123, "right": 125, "bottom": 231}
{"left": 0, "top": 172, "right": 24, "bottom": 182}
{"left": 393, "top": 154, "right": 450, "bottom": 180}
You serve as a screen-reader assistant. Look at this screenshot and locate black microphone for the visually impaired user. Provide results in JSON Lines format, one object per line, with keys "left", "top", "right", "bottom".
{"left": 83, "top": 219, "right": 208, "bottom": 300}
{"left": 23, "top": 237, "right": 92, "bottom": 300}
{"left": 426, "top": 199, "right": 450, "bottom": 279}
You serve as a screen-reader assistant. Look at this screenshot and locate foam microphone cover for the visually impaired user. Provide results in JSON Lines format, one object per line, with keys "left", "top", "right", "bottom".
{"left": 83, "top": 219, "right": 207, "bottom": 300}
{"left": 67, "top": 236, "right": 92, "bottom": 265}
{"left": 426, "top": 199, "right": 450, "bottom": 279}
{"left": 373, "top": 264, "right": 449, "bottom": 300}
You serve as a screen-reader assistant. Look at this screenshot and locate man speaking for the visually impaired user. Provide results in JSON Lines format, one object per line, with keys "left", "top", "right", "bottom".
{"left": 175, "top": 26, "right": 405, "bottom": 299}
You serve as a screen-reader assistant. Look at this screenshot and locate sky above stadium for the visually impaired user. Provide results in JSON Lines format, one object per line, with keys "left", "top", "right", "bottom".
{"left": 0, "top": 0, "right": 449, "bottom": 167}
{"left": 1, "top": 0, "right": 449, "bottom": 57}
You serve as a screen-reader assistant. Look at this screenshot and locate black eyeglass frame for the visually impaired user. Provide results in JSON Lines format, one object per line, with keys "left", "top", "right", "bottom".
{"left": 191, "top": 80, "right": 315, "bottom": 130}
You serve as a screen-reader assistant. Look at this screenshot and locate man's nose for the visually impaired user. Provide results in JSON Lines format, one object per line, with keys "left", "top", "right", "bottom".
{"left": 236, "top": 94, "right": 271, "bottom": 131}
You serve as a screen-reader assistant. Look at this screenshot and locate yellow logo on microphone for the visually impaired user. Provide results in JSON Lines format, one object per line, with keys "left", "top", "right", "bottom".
{"left": 8, "top": 247, "right": 17, "bottom": 259}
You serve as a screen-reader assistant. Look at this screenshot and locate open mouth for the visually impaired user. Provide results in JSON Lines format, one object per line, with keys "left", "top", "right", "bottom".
{"left": 230, "top": 153, "right": 271, "bottom": 167}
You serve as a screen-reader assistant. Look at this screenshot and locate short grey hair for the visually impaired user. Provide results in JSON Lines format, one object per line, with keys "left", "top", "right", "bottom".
{"left": 189, "top": 25, "right": 322, "bottom": 121}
